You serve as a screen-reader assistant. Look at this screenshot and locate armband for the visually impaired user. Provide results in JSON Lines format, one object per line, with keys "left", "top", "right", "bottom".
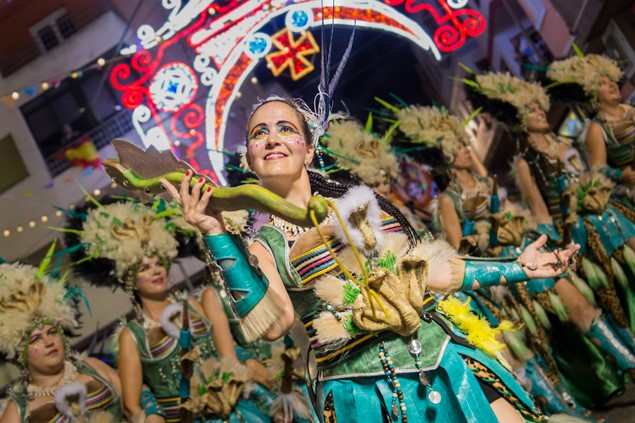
{"left": 461, "top": 260, "right": 528, "bottom": 291}
{"left": 204, "top": 234, "right": 269, "bottom": 318}
{"left": 140, "top": 389, "right": 161, "bottom": 416}
{"left": 599, "top": 166, "right": 624, "bottom": 183}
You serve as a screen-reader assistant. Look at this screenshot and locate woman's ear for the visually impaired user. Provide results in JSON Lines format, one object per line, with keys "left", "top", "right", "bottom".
{"left": 305, "top": 144, "right": 315, "bottom": 166}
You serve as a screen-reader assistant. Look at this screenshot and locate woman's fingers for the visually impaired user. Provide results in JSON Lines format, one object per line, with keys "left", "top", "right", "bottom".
{"left": 190, "top": 176, "right": 206, "bottom": 207}
{"left": 179, "top": 170, "right": 193, "bottom": 209}
{"left": 196, "top": 184, "right": 213, "bottom": 213}
{"left": 529, "top": 234, "right": 548, "bottom": 251}
{"left": 160, "top": 178, "right": 181, "bottom": 205}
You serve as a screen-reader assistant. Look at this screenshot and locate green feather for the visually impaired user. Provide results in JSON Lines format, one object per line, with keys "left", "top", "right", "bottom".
{"left": 503, "top": 331, "right": 533, "bottom": 362}
{"left": 520, "top": 305, "right": 538, "bottom": 336}
{"left": 532, "top": 300, "right": 552, "bottom": 331}
{"left": 343, "top": 281, "right": 361, "bottom": 305}
{"left": 462, "top": 78, "right": 480, "bottom": 88}
{"left": 374, "top": 97, "right": 400, "bottom": 113}
{"left": 364, "top": 113, "right": 373, "bottom": 133}
{"left": 458, "top": 62, "right": 475, "bottom": 74}
{"left": 581, "top": 258, "right": 609, "bottom": 291}
{"left": 77, "top": 182, "right": 102, "bottom": 208}
{"left": 611, "top": 257, "right": 628, "bottom": 290}
{"left": 463, "top": 107, "right": 482, "bottom": 127}
{"left": 622, "top": 245, "right": 635, "bottom": 276}
{"left": 37, "top": 239, "right": 58, "bottom": 279}
{"left": 548, "top": 292, "right": 569, "bottom": 322}
{"left": 568, "top": 271, "right": 596, "bottom": 307}
{"left": 572, "top": 42, "right": 585, "bottom": 58}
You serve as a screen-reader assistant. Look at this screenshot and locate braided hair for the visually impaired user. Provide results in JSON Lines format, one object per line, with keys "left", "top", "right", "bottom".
{"left": 307, "top": 171, "right": 420, "bottom": 247}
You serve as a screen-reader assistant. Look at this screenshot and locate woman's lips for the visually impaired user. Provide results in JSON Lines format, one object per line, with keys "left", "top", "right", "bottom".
{"left": 264, "top": 152, "right": 287, "bottom": 160}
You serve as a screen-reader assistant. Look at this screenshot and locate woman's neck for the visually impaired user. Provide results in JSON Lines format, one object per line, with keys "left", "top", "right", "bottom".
{"left": 262, "top": 169, "right": 312, "bottom": 209}
{"left": 140, "top": 295, "right": 171, "bottom": 322}
{"left": 29, "top": 363, "right": 65, "bottom": 387}
{"left": 598, "top": 101, "right": 624, "bottom": 119}
{"left": 453, "top": 168, "right": 476, "bottom": 188}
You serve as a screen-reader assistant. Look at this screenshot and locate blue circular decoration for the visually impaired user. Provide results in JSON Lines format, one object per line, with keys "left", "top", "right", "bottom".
{"left": 285, "top": 8, "right": 312, "bottom": 32}
{"left": 149, "top": 62, "right": 198, "bottom": 112}
{"left": 245, "top": 32, "right": 271, "bottom": 59}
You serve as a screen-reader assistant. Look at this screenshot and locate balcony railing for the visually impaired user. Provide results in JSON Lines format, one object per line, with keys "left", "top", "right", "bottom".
{"left": 44, "top": 109, "right": 134, "bottom": 177}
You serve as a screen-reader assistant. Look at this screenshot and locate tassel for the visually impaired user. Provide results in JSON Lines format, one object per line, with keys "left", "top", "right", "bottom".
{"left": 313, "top": 311, "right": 355, "bottom": 349}
{"left": 568, "top": 271, "right": 596, "bottom": 307}
{"left": 240, "top": 289, "right": 288, "bottom": 342}
{"left": 314, "top": 275, "right": 349, "bottom": 307}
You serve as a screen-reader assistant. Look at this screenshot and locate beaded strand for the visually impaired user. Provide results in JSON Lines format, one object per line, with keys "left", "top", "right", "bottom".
{"left": 379, "top": 341, "right": 408, "bottom": 422}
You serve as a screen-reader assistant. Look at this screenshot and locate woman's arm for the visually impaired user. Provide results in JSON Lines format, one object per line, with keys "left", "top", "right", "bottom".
{"left": 438, "top": 194, "right": 463, "bottom": 250}
{"left": 249, "top": 241, "right": 296, "bottom": 341}
{"left": 0, "top": 401, "right": 20, "bottom": 423}
{"left": 118, "top": 328, "right": 146, "bottom": 421}
{"left": 586, "top": 122, "right": 607, "bottom": 170}
{"left": 515, "top": 158, "right": 551, "bottom": 221}
{"left": 199, "top": 288, "right": 239, "bottom": 360}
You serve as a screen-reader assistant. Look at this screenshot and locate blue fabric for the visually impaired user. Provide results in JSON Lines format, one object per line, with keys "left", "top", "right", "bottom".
{"left": 317, "top": 340, "right": 537, "bottom": 423}
{"left": 585, "top": 205, "right": 635, "bottom": 256}
{"left": 462, "top": 260, "right": 527, "bottom": 290}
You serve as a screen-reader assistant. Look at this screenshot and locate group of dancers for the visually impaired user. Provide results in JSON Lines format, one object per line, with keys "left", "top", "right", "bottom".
{"left": 0, "top": 49, "right": 634, "bottom": 423}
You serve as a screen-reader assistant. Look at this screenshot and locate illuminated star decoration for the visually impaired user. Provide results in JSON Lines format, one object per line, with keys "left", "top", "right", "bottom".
{"left": 265, "top": 28, "right": 320, "bottom": 80}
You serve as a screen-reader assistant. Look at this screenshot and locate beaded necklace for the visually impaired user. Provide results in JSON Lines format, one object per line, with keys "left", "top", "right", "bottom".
{"left": 27, "top": 361, "right": 78, "bottom": 399}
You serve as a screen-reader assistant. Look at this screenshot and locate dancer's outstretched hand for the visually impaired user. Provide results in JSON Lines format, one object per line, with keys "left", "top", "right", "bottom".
{"left": 160, "top": 170, "right": 225, "bottom": 235}
{"left": 517, "top": 234, "right": 579, "bottom": 279}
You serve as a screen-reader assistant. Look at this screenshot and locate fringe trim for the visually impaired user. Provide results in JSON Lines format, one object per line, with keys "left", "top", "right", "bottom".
{"left": 240, "top": 289, "right": 287, "bottom": 342}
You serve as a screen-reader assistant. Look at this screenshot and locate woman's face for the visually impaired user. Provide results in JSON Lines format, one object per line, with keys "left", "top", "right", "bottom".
{"left": 27, "top": 324, "right": 64, "bottom": 375}
{"left": 246, "top": 101, "right": 313, "bottom": 183}
{"left": 524, "top": 103, "right": 549, "bottom": 133}
{"left": 451, "top": 144, "right": 472, "bottom": 170}
{"left": 597, "top": 76, "right": 621, "bottom": 105}
{"left": 371, "top": 174, "right": 391, "bottom": 197}
{"left": 135, "top": 256, "right": 168, "bottom": 298}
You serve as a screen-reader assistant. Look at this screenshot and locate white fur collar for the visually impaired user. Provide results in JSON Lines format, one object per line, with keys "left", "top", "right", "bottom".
{"left": 331, "top": 185, "right": 383, "bottom": 254}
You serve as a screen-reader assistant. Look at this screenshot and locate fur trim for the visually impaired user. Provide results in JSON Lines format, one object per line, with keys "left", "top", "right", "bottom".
{"left": 0, "top": 263, "right": 76, "bottom": 359}
{"left": 323, "top": 119, "right": 399, "bottom": 185}
{"left": 331, "top": 185, "right": 384, "bottom": 253}
{"left": 397, "top": 106, "right": 470, "bottom": 163}
{"left": 312, "top": 311, "right": 356, "bottom": 350}
{"left": 270, "top": 390, "right": 312, "bottom": 422}
{"left": 160, "top": 302, "right": 190, "bottom": 340}
{"left": 54, "top": 381, "right": 87, "bottom": 418}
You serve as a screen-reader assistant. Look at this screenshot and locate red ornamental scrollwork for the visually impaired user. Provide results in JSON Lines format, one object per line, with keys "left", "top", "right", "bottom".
{"left": 170, "top": 103, "right": 216, "bottom": 180}
{"left": 384, "top": 0, "right": 486, "bottom": 52}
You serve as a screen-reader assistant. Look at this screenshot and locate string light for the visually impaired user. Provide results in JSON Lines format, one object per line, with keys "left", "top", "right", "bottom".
{"left": 40, "top": 215, "right": 48, "bottom": 223}
{"left": 3, "top": 230, "right": 9, "bottom": 237}
{"left": 174, "top": 140, "right": 181, "bottom": 147}
{"left": 11, "top": 92, "right": 19, "bottom": 100}
{"left": 55, "top": 210, "right": 63, "bottom": 217}
{"left": 93, "top": 189, "right": 101, "bottom": 196}
{"left": 110, "top": 182, "right": 118, "bottom": 189}
{"left": 250, "top": 77, "right": 258, "bottom": 84}
{"left": 16, "top": 226, "right": 23, "bottom": 233}
{"left": 41, "top": 82, "right": 49, "bottom": 90}
{"left": 97, "top": 57, "right": 106, "bottom": 67}
{"left": 28, "top": 221, "right": 36, "bottom": 228}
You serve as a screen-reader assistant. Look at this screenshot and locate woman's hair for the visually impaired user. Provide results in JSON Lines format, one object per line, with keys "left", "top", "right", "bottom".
{"left": 308, "top": 171, "right": 420, "bottom": 246}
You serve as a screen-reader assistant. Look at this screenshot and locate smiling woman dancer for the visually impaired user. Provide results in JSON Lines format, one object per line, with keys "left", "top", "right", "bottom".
{"left": 161, "top": 95, "right": 578, "bottom": 423}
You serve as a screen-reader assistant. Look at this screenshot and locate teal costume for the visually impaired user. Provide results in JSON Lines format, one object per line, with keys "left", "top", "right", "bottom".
{"left": 251, "top": 215, "right": 542, "bottom": 423}
{"left": 10, "top": 360, "right": 123, "bottom": 422}
{"left": 123, "top": 303, "right": 271, "bottom": 423}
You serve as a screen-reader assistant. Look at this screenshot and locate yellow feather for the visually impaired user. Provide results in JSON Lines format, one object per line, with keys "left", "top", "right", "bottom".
{"left": 436, "top": 296, "right": 517, "bottom": 359}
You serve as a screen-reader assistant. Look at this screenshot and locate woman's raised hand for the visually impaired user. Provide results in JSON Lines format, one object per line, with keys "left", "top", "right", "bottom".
{"left": 160, "top": 170, "right": 226, "bottom": 235}
{"left": 517, "top": 234, "right": 579, "bottom": 279}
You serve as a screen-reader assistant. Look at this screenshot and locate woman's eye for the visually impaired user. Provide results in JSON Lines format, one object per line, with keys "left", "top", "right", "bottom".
{"left": 279, "top": 125, "right": 297, "bottom": 134}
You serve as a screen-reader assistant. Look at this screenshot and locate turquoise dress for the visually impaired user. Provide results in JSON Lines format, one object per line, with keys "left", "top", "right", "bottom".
{"left": 124, "top": 303, "right": 271, "bottom": 423}
{"left": 10, "top": 360, "right": 123, "bottom": 422}
{"left": 254, "top": 214, "right": 542, "bottom": 423}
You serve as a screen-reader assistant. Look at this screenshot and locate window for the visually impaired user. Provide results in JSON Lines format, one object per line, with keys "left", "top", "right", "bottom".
{"left": 29, "top": 9, "right": 74, "bottom": 53}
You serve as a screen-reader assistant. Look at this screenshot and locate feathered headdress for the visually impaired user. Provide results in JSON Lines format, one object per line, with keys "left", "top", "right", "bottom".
{"left": 0, "top": 254, "right": 76, "bottom": 363}
{"left": 546, "top": 53, "right": 623, "bottom": 104}
{"left": 464, "top": 70, "right": 550, "bottom": 133}
{"left": 63, "top": 197, "right": 188, "bottom": 292}
{"left": 395, "top": 105, "right": 471, "bottom": 164}
{"left": 322, "top": 116, "right": 399, "bottom": 185}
